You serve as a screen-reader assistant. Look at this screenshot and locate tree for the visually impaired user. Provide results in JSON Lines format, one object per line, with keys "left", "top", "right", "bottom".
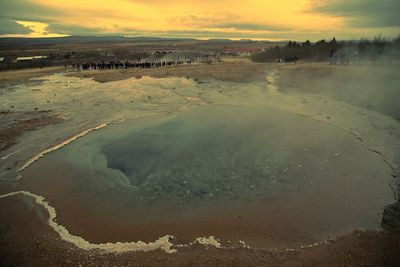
{"left": 329, "top": 37, "right": 337, "bottom": 45}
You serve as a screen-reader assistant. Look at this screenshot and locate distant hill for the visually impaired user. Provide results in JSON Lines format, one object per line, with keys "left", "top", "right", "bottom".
{"left": 0, "top": 36, "right": 199, "bottom": 47}
{"left": 0, "top": 35, "right": 281, "bottom": 48}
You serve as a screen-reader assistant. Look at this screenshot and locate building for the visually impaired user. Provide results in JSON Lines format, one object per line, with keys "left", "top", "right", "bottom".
{"left": 222, "top": 47, "right": 263, "bottom": 56}
{"left": 16, "top": 56, "right": 48, "bottom": 62}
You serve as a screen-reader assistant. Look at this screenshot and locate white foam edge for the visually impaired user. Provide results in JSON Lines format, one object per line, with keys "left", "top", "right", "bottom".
{"left": 17, "top": 123, "right": 108, "bottom": 172}
{"left": 0, "top": 191, "right": 177, "bottom": 253}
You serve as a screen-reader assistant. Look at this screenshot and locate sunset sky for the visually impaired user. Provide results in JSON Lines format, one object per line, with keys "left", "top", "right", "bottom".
{"left": 0, "top": 0, "right": 399, "bottom": 40}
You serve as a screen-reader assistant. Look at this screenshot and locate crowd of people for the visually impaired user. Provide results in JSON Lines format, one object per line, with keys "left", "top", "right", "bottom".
{"left": 68, "top": 60, "right": 193, "bottom": 71}
{"left": 276, "top": 55, "right": 298, "bottom": 63}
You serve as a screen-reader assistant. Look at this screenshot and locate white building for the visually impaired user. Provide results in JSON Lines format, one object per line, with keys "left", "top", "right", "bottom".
{"left": 16, "top": 56, "right": 48, "bottom": 62}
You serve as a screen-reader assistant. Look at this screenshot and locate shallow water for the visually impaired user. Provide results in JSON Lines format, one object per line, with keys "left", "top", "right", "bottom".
{"left": 17, "top": 105, "right": 394, "bottom": 248}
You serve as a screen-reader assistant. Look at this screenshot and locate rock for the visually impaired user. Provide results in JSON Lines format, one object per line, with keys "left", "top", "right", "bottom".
{"left": 382, "top": 202, "right": 400, "bottom": 233}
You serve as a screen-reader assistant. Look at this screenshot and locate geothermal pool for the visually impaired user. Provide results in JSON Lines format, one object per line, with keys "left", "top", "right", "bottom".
{"left": 16, "top": 106, "right": 394, "bottom": 249}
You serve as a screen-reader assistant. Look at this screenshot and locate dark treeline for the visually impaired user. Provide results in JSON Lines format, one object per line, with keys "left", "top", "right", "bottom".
{"left": 251, "top": 36, "right": 400, "bottom": 63}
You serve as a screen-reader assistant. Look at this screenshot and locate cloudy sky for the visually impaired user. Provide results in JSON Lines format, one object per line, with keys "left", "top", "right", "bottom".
{"left": 0, "top": 0, "right": 399, "bottom": 40}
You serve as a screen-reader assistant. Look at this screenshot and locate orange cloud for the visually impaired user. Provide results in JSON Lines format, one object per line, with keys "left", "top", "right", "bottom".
{"left": 1, "top": 0, "right": 398, "bottom": 39}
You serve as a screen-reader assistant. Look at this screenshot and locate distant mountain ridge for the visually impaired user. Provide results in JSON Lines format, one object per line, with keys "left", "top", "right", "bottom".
{"left": 0, "top": 35, "right": 277, "bottom": 47}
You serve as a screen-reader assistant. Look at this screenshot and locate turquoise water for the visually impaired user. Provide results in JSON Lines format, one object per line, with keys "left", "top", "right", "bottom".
{"left": 18, "top": 106, "right": 394, "bottom": 246}
{"left": 57, "top": 106, "right": 352, "bottom": 205}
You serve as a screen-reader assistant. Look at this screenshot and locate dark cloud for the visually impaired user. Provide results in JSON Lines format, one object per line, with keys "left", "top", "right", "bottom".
{"left": 0, "top": 0, "right": 60, "bottom": 22}
{"left": 313, "top": 0, "right": 400, "bottom": 27}
{"left": 46, "top": 24, "right": 102, "bottom": 36}
{"left": 46, "top": 23, "right": 143, "bottom": 37}
{"left": 0, "top": 17, "right": 32, "bottom": 34}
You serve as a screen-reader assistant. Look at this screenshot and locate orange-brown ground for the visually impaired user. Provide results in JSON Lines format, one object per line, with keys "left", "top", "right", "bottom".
{"left": 0, "top": 195, "right": 399, "bottom": 267}
{"left": 0, "top": 111, "right": 63, "bottom": 152}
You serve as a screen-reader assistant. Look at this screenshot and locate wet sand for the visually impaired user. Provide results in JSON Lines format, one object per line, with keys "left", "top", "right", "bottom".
{"left": 1, "top": 194, "right": 399, "bottom": 266}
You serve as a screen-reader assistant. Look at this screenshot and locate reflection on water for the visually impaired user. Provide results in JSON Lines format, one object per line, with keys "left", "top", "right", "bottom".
{"left": 17, "top": 106, "right": 394, "bottom": 248}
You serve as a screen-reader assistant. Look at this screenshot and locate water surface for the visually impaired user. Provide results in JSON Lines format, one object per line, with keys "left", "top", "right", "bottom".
{"left": 18, "top": 106, "right": 394, "bottom": 248}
